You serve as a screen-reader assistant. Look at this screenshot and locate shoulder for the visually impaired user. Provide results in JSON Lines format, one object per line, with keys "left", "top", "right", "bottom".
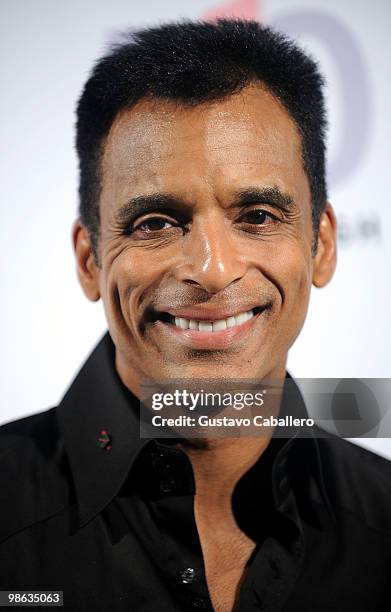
{"left": 316, "top": 430, "right": 391, "bottom": 534}
{"left": 1, "top": 407, "right": 57, "bottom": 448}
{"left": 0, "top": 409, "right": 73, "bottom": 543}
{"left": 0, "top": 408, "right": 62, "bottom": 472}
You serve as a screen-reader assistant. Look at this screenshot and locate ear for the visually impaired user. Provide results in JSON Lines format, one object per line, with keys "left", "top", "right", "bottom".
{"left": 72, "top": 219, "right": 101, "bottom": 301}
{"left": 312, "top": 203, "right": 337, "bottom": 288}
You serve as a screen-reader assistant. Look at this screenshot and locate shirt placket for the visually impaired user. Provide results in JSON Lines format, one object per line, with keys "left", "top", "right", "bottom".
{"left": 145, "top": 443, "right": 215, "bottom": 611}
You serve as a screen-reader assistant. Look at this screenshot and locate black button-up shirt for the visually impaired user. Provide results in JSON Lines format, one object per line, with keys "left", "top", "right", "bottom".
{"left": 1, "top": 332, "right": 391, "bottom": 611}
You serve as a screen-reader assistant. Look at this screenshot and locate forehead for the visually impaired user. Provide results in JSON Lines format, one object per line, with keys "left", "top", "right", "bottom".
{"left": 101, "top": 83, "right": 307, "bottom": 204}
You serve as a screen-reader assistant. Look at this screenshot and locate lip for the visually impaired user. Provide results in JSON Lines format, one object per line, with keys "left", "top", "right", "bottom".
{"left": 158, "top": 304, "right": 264, "bottom": 322}
{"left": 154, "top": 309, "right": 264, "bottom": 350}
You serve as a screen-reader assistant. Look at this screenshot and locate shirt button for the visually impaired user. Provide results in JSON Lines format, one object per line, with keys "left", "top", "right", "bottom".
{"left": 160, "top": 479, "right": 176, "bottom": 493}
{"left": 178, "top": 567, "right": 197, "bottom": 584}
{"left": 190, "top": 596, "right": 207, "bottom": 608}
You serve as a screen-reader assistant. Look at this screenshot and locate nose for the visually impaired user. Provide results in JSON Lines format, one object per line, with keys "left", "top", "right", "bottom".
{"left": 174, "top": 216, "right": 248, "bottom": 293}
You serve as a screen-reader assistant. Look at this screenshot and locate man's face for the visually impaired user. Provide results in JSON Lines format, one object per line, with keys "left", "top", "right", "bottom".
{"left": 75, "top": 84, "right": 336, "bottom": 394}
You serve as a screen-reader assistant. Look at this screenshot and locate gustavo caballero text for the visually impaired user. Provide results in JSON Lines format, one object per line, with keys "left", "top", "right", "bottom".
{"left": 151, "top": 415, "right": 314, "bottom": 428}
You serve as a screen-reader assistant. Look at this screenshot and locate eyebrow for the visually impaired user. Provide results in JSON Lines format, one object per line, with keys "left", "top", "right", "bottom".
{"left": 234, "top": 187, "right": 295, "bottom": 212}
{"left": 113, "top": 186, "right": 295, "bottom": 226}
{"left": 114, "top": 194, "right": 186, "bottom": 226}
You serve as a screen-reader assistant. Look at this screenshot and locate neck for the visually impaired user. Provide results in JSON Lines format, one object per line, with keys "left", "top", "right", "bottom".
{"left": 180, "top": 436, "right": 272, "bottom": 504}
{"left": 115, "top": 347, "right": 288, "bottom": 502}
{"left": 178, "top": 373, "right": 286, "bottom": 506}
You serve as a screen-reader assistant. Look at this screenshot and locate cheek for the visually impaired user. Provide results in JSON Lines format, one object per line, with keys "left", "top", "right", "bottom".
{"left": 282, "top": 256, "right": 313, "bottom": 348}
{"left": 100, "top": 248, "right": 161, "bottom": 328}
{"left": 266, "top": 240, "right": 313, "bottom": 321}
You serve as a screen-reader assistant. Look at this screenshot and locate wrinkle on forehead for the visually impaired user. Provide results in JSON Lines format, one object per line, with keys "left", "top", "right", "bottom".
{"left": 99, "top": 84, "right": 311, "bottom": 228}
{"left": 102, "top": 84, "right": 303, "bottom": 176}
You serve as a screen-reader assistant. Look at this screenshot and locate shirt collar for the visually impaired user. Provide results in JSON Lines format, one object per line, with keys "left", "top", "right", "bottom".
{"left": 271, "top": 378, "right": 336, "bottom": 528}
{"left": 57, "top": 331, "right": 335, "bottom": 528}
{"left": 57, "top": 332, "right": 147, "bottom": 526}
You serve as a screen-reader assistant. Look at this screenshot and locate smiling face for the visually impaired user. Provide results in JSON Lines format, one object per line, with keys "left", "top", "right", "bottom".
{"left": 74, "top": 83, "right": 337, "bottom": 396}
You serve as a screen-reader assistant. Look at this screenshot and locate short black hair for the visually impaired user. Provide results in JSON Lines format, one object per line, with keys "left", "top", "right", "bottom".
{"left": 76, "top": 19, "right": 328, "bottom": 262}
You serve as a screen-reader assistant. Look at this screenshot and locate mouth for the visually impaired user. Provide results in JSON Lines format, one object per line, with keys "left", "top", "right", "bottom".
{"left": 157, "top": 306, "right": 264, "bottom": 331}
{"left": 149, "top": 305, "right": 269, "bottom": 350}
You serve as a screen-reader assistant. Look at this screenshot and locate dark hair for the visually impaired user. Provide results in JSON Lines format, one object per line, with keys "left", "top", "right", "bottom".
{"left": 76, "top": 19, "right": 328, "bottom": 261}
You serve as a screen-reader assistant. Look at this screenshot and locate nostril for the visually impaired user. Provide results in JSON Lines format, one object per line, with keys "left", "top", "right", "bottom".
{"left": 183, "top": 279, "right": 203, "bottom": 287}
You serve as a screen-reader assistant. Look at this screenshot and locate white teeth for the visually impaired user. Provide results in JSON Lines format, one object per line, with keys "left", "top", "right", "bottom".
{"left": 212, "top": 319, "right": 227, "bottom": 332}
{"left": 199, "top": 322, "right": 213, "bottom": 332}
{"left": 226, "top": 316, "right": 236, "bottom": 329}
{"left": 235, "top": 312, "right": 248, "bottom": 326}
{"left": 175, "top": 317, "right": 189, "bottom": 329}
{"left": 172, "top": 309, "right": 257, "bottom": 331}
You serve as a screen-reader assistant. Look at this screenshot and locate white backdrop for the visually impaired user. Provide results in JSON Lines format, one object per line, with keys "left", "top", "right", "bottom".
{"left": 1, "top": 0, "right": 390, "bottom": 457}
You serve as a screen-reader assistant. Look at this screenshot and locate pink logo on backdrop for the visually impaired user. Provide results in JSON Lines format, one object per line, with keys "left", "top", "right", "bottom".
{"left": 203, "top": 0, "right": 259, "bottom": 21}
{"left": 201, "top": 0, "right": 372, "bottom": 193}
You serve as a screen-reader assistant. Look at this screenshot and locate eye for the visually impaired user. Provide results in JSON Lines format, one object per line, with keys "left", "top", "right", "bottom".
{"left": 132, "top": 216, "right": 177, "bottom": 233}
{"left": 240, "top": 209, "right": 279, "bottom": 225}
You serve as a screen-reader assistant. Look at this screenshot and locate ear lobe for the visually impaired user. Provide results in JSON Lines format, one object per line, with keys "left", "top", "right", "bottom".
{"left": 312, "top": 204, "right": 337, "bottom": 288}
{"left": 72, "top": 220, "right": 101, "bottom": 301}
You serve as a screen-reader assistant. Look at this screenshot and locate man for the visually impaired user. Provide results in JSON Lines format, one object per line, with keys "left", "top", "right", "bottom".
{"left": 1, "top": 19, "right": 390, "bottom": 612}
